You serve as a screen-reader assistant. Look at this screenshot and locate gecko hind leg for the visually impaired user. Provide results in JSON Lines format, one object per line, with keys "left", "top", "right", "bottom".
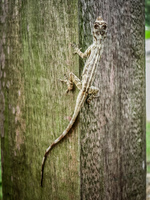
{"left": 87, "top": 86, "right": 99, "bottom": 104}
{"left": 60, "top": 72, "right": 82, "bottom": 93}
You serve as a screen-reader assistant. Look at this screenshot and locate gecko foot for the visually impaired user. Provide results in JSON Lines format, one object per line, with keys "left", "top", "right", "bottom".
{"left": 86, "top": 95, "right": 100, "bottom": 105}
{"left": 71, "top": 43, "right": 81, "bottom": 55}
{"left": 59, "top": 74, "right": 73, "bottom": 93}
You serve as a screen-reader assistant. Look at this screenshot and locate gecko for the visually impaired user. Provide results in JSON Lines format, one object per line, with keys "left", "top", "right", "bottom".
{"left": 41, "top": 16, "right": 107, "bottom": 187}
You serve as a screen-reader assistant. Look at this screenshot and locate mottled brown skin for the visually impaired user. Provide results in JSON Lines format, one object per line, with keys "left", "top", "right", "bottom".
{"left": 41, "top": 16, "right": 107, "bottom": 187}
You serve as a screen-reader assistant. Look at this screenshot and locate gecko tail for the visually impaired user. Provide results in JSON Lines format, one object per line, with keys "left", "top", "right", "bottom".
{"left": 41, "top": 113, "right": 78, "bottom": 187}
{"left": 41, "top": 131, "right": 66, "bottom": 187}
{"left": 41, "top": 143, "right": 53, "bottom": 187}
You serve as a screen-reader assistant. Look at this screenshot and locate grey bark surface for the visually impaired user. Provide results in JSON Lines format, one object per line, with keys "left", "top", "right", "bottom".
{"left": 0, "top": 0, "right": 146, "bottom": 200}
{"left": 79, "top": 0, "right": 146, "bottom": 200}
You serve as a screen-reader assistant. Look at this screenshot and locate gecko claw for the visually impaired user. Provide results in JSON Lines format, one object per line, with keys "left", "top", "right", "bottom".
{"left": 86, "top": 95, "right": 100, "bottom": 105}
{"left": 71, "top": 43, "right": 81, "bottom": 55}
{"left": 58, "top": 74, "right": 68, "bottom": 83}
{"left": 65, "top": 89, "right": 69, "bottom": 94}
{"left": 71, "top": 43, "right": 76, "bottom": 48}
{"left": 59, "top": 78, "right": 67, "bottom": 83}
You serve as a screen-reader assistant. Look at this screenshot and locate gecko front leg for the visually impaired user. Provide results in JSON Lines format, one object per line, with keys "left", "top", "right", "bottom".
{"left": 71, "top": 43, "right": 92, "bottom": 59}
{"left": 60, "top": 72, "right": 82, "bottom": 93}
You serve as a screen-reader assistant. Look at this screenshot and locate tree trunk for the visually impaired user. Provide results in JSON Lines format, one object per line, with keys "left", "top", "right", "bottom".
{"left": 0, "top": 0, "right": 145, "bottom": 200}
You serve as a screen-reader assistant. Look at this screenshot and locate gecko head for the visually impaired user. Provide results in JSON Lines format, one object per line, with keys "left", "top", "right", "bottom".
{"left": 93, "top": 16, "right": 107, "bottom": 41}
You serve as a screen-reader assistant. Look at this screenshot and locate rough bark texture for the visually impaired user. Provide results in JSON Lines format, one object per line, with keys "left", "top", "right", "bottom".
{"left": 0, "top": 0, "right": 145, "bottom": 200}
{"left": 79, "top": 0, "right": 146, "bottom": 200}
{"left": 0, "top": 0, "right": 80, "bottom": 199}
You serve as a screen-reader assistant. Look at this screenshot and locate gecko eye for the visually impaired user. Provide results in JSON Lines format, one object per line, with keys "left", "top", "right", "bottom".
{"left": 94, "top": 24, "right": 99, "bottom": 29}
{"left": 102, "top": 24, "right": 107, "bottom": 30}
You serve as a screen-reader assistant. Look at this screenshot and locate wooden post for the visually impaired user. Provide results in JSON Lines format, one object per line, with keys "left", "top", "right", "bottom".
{"left": 79, "top": 0, "right": 146, "bottom": 199}
{"left": 0, "top": 0, "right": 80, "bottom": 199}
{"left": 0, "top": 0, "right": 145, "bottom": 199}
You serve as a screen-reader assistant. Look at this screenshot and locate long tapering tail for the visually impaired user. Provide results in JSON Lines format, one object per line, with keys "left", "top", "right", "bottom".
{"left": 41, "top": 112, "right": 78, "bottom": 187}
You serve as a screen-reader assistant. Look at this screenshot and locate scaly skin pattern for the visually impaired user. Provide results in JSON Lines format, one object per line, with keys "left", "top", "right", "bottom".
{"left": 41, "top": 16, "right": 107, "bottom": 187}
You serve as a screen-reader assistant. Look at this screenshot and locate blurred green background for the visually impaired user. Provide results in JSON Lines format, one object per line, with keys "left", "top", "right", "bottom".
{"left": 146, "top": 0, "right": 150, "bottom": 175}
{"left": 147, "top": 122, "right": 150, "bottom": 173}
{"left": 146, "top": 0, "right": 150, "bottom": 39}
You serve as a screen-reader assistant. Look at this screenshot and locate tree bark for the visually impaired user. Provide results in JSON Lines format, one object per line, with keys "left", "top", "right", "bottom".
{"left": 0, "top": 0, "right": 145, "bottom": 200}
{"left": 79, "top": 0, "right": 146, "bottom": 200}
{"left": 0, "top": 0, "right": 80, "bottom": 199}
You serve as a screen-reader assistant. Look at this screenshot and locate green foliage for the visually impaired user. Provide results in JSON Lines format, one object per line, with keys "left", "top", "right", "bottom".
{"left": 146, "top": 30, "right": 150, "bottom": 39}
{"left": 147, "top": 122, "right": 150, "bottom": 173}
{"left": 146, "top": 0, "right": 150, "bottom": 27}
